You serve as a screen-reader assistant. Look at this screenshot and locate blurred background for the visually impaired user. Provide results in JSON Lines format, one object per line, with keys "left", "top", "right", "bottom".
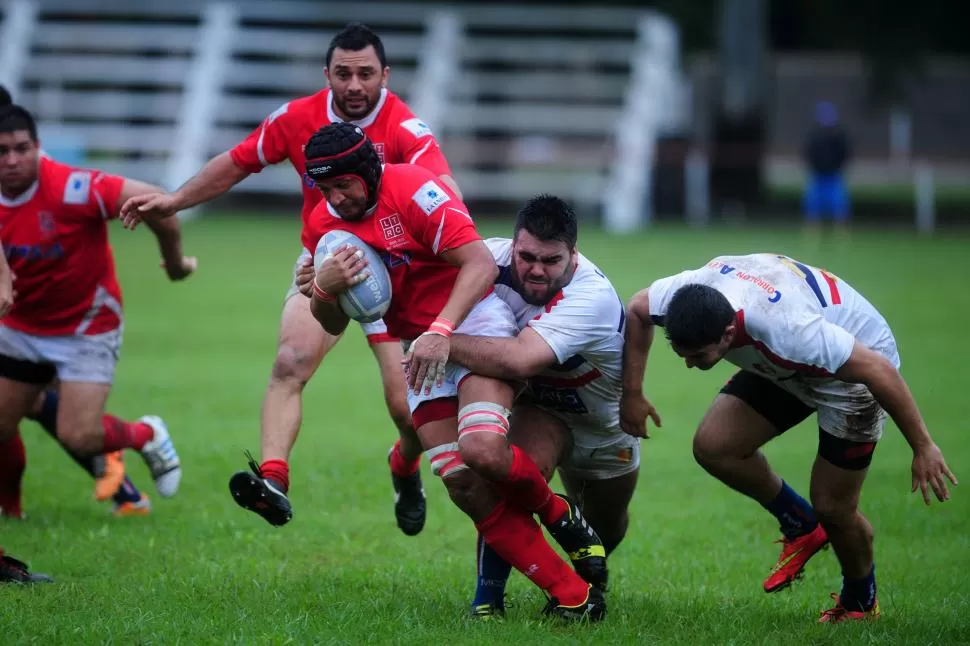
{"left": 1, "top": 0, "right": 967, "bottom": 232}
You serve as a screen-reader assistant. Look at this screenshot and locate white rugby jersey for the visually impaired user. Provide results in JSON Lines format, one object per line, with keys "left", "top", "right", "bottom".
{"left": 647, "top": 253, "right": 899, "bottom": 412}
{"left": 486, "top": 238, "right": 625, "bottom": 447}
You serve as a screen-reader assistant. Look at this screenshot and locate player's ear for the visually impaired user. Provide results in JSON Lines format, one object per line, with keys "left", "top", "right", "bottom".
{"left": 722, "top": 324, "right": 736, "bottom": 346}
{"left": 323, "top": 66, "right": 331, "bottom": 86}
{"left": 381, "top": 66, "right": 390, "bottom": 87}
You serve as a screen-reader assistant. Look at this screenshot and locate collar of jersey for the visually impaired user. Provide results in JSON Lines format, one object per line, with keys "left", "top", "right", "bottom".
{"left": 327, "top": 88, "right": 388, "bottom": 129}
{"left": 0, "top": 177, "right": 39, "bottom": 207}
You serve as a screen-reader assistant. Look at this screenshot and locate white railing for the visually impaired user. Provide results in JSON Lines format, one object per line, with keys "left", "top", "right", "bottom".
{"left": 408, "top": 10, "right": 462, "bottom": 134}
{"left": 603, "top": 12, "right": 681, "bottom": 232}
{"left": 164, "top": 2, "right": 238, "bottom": 206}
{"left": 0, "top": 0, "right": 39, "bottom": 98}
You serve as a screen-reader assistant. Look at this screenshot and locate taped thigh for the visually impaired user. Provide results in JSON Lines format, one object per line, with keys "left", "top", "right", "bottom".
{"left": 457, "top": 401, "right": 510, "bottom": 440}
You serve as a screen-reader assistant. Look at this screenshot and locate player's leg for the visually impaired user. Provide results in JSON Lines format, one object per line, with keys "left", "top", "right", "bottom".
{"left": 0, "top": 374, "right": 45, "bottom": 519}
{"left": 416, "top": 405, "right": 603, "bottom": 620}
{"left": 0, "top": 337, "right": 56, "bottom": 519}
{"left": 53, "top": 330, "right": 180, "bottom": 498}
{"left": 255, "top": 287, "right": 335, "bottom": 489}
{"left": 558, "top": 434, "right": 641, "bottom": 558}
{"left": 813, "top": 405, "right": 882, "bottom": 622}
{"left": 693, "top": 371, "right": 827, "bottom": 592}
{"left": 27, "top": 388, "right": 148, "bottom": 513}
{"left": 369, "top": 336, "right": 426, "bottom": 536}
{"left": 0, "top": 547, "right": 53, "bottom": 583}
{"left": 471, "top": 403, "right": 573, "bottom": 616}
{"left": 229, "top": 254, "right": 334, "bottom": 526}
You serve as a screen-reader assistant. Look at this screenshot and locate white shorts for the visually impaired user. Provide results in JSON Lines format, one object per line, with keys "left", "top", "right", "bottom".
{"left": 558, "top": 430, "right": 640, "bottom": 482}
{"left": 286, "top": 247, "right": 397, "bottom": 344}
{"left": 0, "top": 324, "right": 122, "bottom": 384}
{"left": 404, "top": 293, "right": 518, "bottom": 414}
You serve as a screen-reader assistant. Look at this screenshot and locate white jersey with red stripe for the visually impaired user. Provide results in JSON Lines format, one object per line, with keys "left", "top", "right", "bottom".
{"left": 486, "top": 238, "right": 626, "bottom": 449}
{"left": 647, "top": 253, "right": 900, "bottom": 411}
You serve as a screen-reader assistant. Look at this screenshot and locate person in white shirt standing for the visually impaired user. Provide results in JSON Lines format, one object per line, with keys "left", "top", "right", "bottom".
{"left": 622, "top": 253, "right": 956, "bottom": 623}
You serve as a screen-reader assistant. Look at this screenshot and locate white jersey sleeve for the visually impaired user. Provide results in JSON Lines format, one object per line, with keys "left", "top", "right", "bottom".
{"left": 528, "top": 286, "right": 624, "bottom": 364}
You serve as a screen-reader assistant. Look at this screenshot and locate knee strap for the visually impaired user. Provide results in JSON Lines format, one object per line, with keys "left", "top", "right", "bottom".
{"left": 425, "top": 442, "right": 468, "bottom": 478}
{"left": 457, "top": 401, "right": 510, "bottom": 440}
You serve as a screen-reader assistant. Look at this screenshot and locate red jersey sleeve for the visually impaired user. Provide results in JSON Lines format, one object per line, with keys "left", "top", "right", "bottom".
{"left": 228, "top": 102, "right": 293, "bottom": 173}
{"left": 59, "top": 167, "right": 125, "bottom": 220}
{"left": 394, "top": 115, "right": 453, "bottom": 177}
{"left": 400, "top": 174, "right": 479, "bottom": 255}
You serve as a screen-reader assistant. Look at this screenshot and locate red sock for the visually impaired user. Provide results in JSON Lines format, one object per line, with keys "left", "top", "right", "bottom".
{"left": 475, "top": 499, "right": 590, "bottom": 606}
{"left": 259, "top": 459, "right": 290, "bottom": 492}
{"left": 493, "top": 445, "right": 568, "bottom": 525}
{"left": 101, "top": 415, "right": 154, "bottom": 452}
{"left": 388, "top": 439, "right": 420, "bottom": 477}
{"left": 0, "top": 431, "right": 26, "bottom": 518}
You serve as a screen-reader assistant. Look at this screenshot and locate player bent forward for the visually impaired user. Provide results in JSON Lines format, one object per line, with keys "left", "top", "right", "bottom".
{"left": 622, "top": 253, "right": 956, "bottom": 623}
{"left": 279, "top": 123, "right": 605, "bottom": 620}
{"left": 444, "top": 195, "right": 642, "bottom": 617}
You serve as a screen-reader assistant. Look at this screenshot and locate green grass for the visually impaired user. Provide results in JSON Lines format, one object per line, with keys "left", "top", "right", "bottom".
{"left": 2, "top": 215, "right": 969, "bottom": 644}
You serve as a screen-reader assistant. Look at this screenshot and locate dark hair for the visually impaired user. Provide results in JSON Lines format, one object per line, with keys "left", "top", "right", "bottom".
{"left": 664, "top": 284, "right": 735, "bottom": 349}
{"left": 0, "top": 105, "right": 37, "bottom": 141}
{"left": 514, "top": 194, "right": 578, "bottom": 248}
{"left": 0, "top": 85, "right": 11, "bottom": 107}
{"left": 325, "top": 22, "right": 387, "bottom": 69}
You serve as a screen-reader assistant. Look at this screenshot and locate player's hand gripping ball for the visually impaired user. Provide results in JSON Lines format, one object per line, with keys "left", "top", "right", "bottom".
{"left": 313, "top": 230, "right": 392, "bottom": 323}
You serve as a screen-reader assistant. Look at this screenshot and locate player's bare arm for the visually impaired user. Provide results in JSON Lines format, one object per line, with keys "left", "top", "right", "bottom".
{"left": 120, "top": 152, "right": 249, "bottom": 228}
{"left": 449, "top": 327, "right": 557, "bottom": 379}
{"left": 117, "top": 178, "right": 197, "bottom": 281}
{"left": 835, "top": 341, "right": 957, "bottom": 504}
{"left": 0, "top": 251, "right": 15, "bottom": 318}
{"left": 405, "top": 240, "right": 498, "bottom": 394}
{"left": 309, "top": 245, "right": 368, "bottom": 336}
{"left": 620, "top": 289, "right": 662, "bottom": 438}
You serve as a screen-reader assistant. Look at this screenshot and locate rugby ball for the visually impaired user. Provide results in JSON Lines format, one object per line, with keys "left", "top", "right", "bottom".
{"left": 313, "top": 230, "right": 392, "bottom": 323}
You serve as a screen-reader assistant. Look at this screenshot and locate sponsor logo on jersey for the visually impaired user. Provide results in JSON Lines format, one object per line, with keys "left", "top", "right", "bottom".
{"left": 373, "top": 142, "right": 386, "bottom": 163}
{"left": 63, "top": 171, "right": 91, "bottom": 205}
{"left": 379, "top": 214, "right": 405, "bottom": 242}
{"left": 37, "top": 211, "right": 56, "bottom": 238}
{"left": 381, "top": 250, "right": 412, "bottom": 269}
{"left": 401, "top": 118, "right": 432, "bottom": 139}
{"left": 412, "top": 181, "right": 450, "bottom": 216}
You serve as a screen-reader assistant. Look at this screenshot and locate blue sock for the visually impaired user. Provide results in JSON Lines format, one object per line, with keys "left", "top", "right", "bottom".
{"left": 840, "top": 563, "right": 877, "bottom": 612}
{"left": 472, "top": 533, "right": 513, "bottom": 608}
{"left": 762, "top": 481, "right": 818, "bottom": 539}
{"left": 112, "top": 476, "right": 143, "bottom": 505}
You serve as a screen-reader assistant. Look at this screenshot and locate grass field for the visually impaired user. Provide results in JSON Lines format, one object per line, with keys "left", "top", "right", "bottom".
{"left": 1, "top": 214, "right": 969, "bottom": 645}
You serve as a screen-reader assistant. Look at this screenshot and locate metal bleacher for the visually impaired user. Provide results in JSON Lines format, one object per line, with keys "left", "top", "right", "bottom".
{"left": 0, "top": 0, "right": 688, "bottom": 228}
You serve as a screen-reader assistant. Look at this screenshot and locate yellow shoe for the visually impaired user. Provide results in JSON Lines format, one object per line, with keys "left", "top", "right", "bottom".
{"left": 111, "top": 494, "right": 151, "bottom": 517}
{"left": 95, "top": 452, "right": 126, "bottom": 502}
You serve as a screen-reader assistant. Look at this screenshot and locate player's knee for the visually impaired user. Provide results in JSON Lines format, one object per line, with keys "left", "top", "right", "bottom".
{"left": 58, "top": 423, "right": 102, "bottom": 455}
{"left": 456, "top": 402, "right": 510, "bottom": 479}
{"left": 692, "top": 429, "right": 723, "bottom": 468}
{"left": 270, "top": 343, "right": 318, "bottom": 386}
{"left": 810, "top": 494, "right": 857, "bottom": 529}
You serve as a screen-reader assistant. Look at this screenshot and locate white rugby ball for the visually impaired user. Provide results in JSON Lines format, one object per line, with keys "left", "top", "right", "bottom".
{"left": 313, "top": 230, "right": 392, "bottom": 323}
